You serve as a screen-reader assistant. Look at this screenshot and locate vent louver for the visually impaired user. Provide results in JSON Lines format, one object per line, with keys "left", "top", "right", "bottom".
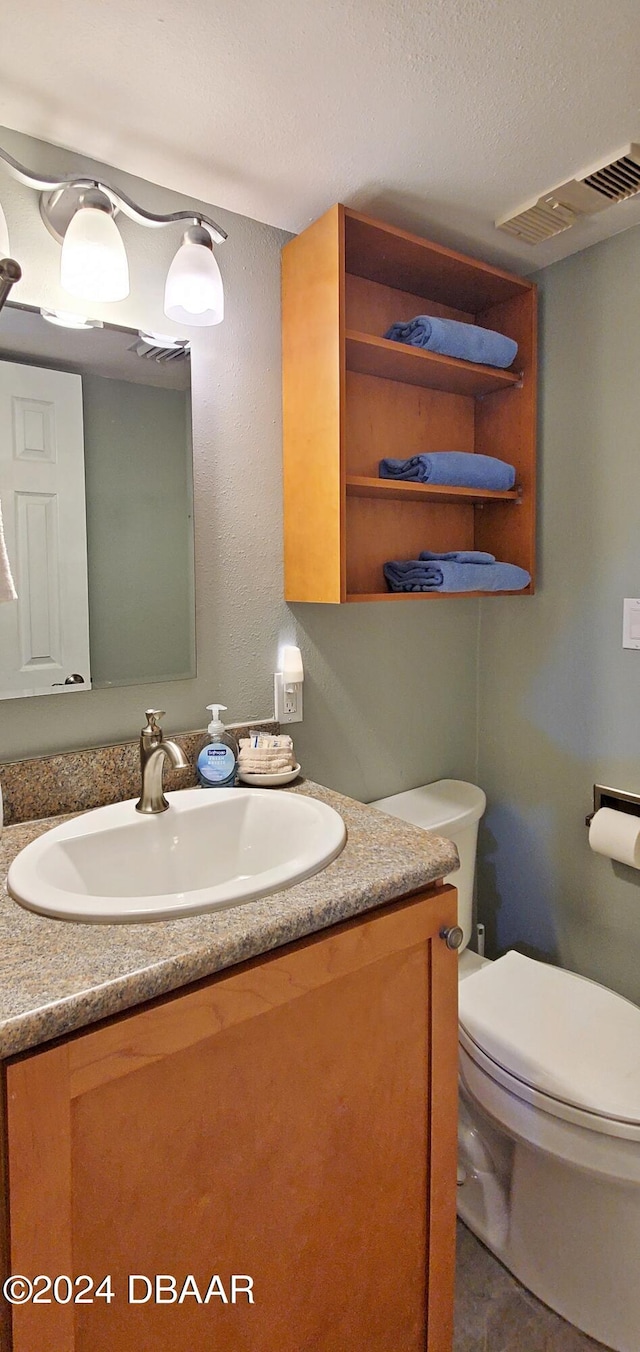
{"left": 498, "top": 198, "right": 577, "bottom": 245}
{"left": 128, "top": 333, "right": 191, "bottom": 362}
{"left": 583, "top": 153, "right": 640, "bottom": 203}
{"left": 497, "top": 144, "right": 640, "bottom": 245}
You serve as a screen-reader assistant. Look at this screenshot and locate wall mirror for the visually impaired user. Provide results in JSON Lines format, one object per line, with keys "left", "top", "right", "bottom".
{"left": 0, "top": 302, "right": 195, "bottom": 700}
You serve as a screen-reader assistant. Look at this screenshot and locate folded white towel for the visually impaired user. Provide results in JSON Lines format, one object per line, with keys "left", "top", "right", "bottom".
{"left": 238, "top": 736, "right": 295, "bottom": 774}
{"left": 238, "top": 746, "right": 293, "bottom": 757}
{"left": 0, "top": 500, "right": 16, "bottom": 603}
{"left": 239, "top": 748, "right": 294, "bottom": 765}
{"left": 240, "top": 758, "right": 294, "bottom": 774}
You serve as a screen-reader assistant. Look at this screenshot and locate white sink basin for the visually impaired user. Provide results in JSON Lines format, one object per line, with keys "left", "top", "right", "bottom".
{"left": 8, "top": 787, "right": 347, "bottom": 923}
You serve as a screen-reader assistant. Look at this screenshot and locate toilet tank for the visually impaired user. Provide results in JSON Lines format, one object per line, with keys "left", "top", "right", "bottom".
{"left": 369, "top": 780, "right": 486, "bottom": 950}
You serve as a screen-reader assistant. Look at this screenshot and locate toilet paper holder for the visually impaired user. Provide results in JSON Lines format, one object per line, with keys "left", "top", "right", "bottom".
{"left": 585, "top": 784, "right": 640, "bottom": 827}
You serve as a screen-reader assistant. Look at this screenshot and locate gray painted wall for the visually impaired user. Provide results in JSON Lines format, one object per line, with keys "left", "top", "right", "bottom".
{"left": 477, "top": 224, "right": 640, "bottom": 1003}
{"left": 0, "top": 128, "right": 480, "bottom": 802}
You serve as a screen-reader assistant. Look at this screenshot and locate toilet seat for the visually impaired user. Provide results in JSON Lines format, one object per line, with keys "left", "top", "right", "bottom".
{"left": 459, "top": 1027, "right": 640, "bottom": 1142}
{"left": 458, "top": 951, "right": 640, "bottom": 1138}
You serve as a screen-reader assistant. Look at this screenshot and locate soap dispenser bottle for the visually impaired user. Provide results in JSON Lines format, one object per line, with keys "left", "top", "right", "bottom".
{"left": 196, "top": 705, "right": 239, "bottom": 788}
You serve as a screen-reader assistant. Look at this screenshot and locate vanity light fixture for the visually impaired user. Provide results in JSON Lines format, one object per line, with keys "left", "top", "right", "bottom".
{"left": 59, "top": 187, "right": 130, "bottom": 301}
{"left": 164, "top": 225, "right": 224, "bottom": 326}
{"left": 0, "top": 144, "right": 227, "bottom": 326}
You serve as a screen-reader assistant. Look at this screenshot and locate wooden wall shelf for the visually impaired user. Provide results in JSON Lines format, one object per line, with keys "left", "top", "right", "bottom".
{"left": 282, "top": 205, "right": 537, "bottom": 603}
{"left": 345, "top": 475, "right": 521, "bottom": 506}
{"left": 346, "top": 331, "right": 522, "bottom": 397}
{"left": 346, "top": 588, "right": 532, "bottom": 603}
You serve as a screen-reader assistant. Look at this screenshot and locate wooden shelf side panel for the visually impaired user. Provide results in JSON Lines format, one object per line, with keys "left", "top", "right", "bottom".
{"left": 282, "top": 205, "right": 346, "bottom": 603}
{"left": 474, "top": 288, "right": 537, "bottom": 586}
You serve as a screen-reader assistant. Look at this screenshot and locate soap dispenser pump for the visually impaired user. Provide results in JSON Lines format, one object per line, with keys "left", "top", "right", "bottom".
{"left": 196, "top": 705, "right": 239, "bottom": 788}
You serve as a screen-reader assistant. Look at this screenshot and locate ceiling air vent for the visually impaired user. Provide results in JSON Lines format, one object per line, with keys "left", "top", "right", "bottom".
{"left": 497, "top": 144, "right": 640, "bottom": 245}
{"left": 498, "top": 197, "right": 577, "bottom": 245}
{"left": 128, "top": 332, "right": 191, "bottom": 362}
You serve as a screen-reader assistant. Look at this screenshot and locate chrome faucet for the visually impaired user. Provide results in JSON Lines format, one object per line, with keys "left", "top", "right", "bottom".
{"left": 136, "top": 709, "right": 189, "bottom": 814}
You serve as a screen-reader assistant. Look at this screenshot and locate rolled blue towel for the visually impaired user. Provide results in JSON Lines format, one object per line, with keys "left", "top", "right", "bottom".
{"left": 419, "top": 550, "right": 496, "bottom": 564}
{"left": 384, "top": 316, "right": 517, "bottom": 369}
{"left": 383, "top": 559, "right": 530, "bottom": 593}
{"left": 383, "top": 562, "right": 437, "bottom": 592}
{"left": 379, "top": 452, "right": 515, "bottom": 491}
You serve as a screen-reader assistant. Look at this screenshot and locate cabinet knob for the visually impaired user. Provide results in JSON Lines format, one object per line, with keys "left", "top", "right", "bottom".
{"left": 440, "top": 925, "right": 464, "bottom": 950}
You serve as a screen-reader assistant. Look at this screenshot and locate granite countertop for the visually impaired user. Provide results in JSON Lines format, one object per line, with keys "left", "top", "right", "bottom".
{"left": 0, "top": 779, "right": 458, "bottom": 1060}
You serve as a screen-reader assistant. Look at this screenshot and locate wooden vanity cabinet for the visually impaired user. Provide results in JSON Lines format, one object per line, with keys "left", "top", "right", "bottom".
{"left": 2, "top": 884, "right": 458, "bottom": 1352}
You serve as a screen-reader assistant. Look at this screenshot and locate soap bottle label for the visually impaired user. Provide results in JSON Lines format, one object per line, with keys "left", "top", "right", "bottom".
{"left": 197, "top": 744, "right": 236, "bottom": 785}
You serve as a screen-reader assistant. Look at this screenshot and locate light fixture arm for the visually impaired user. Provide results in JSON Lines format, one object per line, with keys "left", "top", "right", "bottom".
{"left": 0, "top": 143, "right": 227, "bottom": 244}
{"left": 0, "top": 258, "right": 22, "bottom": 313}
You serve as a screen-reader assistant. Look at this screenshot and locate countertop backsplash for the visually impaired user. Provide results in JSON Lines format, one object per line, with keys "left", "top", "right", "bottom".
{"left": 0, "top": 721, "right": 278, "bottom": 826}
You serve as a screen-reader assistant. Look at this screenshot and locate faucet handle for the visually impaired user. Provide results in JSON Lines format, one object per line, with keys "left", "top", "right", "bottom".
{"left": 143, "top": 709, "right": 165, "bottom": 737}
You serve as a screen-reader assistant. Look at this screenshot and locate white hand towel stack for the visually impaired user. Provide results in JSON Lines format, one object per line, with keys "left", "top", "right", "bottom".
{"left": 238, "top": 733, "right": 295, "bottom": 774}
{"left": 0, "top": 500, "right": 17, "bottom": 603}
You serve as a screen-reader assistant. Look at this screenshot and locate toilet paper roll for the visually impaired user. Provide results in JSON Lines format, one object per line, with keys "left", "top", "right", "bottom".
{"left": 588, "top": 807, "right": 640, "bottom": 868}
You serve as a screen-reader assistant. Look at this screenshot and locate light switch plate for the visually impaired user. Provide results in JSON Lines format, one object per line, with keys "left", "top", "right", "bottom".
{"left": 622, "top": 598, "right": 640, "bottom": 649}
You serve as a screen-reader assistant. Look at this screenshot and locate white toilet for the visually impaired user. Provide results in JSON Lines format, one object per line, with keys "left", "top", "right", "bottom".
{"left": 370, "top": 780, "right": 640, "bottom": 1352}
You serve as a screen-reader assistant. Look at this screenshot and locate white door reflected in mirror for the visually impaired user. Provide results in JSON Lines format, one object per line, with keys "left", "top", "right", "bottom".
{"left": 0, "top": 359, "right": 91, "bottom": 698}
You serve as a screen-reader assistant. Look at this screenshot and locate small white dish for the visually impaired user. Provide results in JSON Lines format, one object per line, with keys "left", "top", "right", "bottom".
{"left": 237, "top": 764, "right": 302, "bottom": 787}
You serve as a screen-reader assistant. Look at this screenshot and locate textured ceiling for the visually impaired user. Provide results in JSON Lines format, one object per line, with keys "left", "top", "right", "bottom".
{"left": 1, "top": 0, "right": 640, "bottom": 272}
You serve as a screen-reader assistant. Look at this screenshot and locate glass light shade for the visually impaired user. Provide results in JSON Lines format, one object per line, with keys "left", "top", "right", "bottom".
{"left": 164, "top": 239, "right": 224, "bottom": 326}
{"left": 60, "top": 206, "right": 129, "bottom": 302}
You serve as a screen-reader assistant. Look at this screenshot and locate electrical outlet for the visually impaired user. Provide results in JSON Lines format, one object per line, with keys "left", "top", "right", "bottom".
{"left": 274, "top": 672, "right": 303, "bottom": 724}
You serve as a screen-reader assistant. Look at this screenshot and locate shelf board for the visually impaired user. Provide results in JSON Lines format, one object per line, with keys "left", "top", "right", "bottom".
{"left": 347, "top": 587, "right": 533, "bottom": 602}
{"left": 346, "top": 475, "right": 520, "bottom": 506}
{"left": 344, "top": 207, "right": 534, "bottom": 312}
{"left": 345, "top": 330, "right": 521, "bottom": 397}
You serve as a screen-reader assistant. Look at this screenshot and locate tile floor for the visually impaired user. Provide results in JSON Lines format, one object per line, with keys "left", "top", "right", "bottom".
{"left": 454, "top": 1221, "right": 608, "bottom": 1351}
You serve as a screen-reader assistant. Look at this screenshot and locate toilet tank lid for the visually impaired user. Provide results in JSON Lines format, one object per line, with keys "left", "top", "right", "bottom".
{"left": 369, "top": 780, "right": 486, "bottom": 832}
{"left": 459, "top": 951, "right": 640, "bottom": 1124}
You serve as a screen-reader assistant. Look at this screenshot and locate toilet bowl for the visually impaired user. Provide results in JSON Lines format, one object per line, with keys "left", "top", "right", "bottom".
{"left": 370, "top": 780, "right": 640, "bottom": 1352}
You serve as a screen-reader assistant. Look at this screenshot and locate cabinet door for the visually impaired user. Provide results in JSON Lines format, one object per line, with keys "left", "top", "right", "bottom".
{"left": 5, "top": 887, "right": 458, "bottom": 1352}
